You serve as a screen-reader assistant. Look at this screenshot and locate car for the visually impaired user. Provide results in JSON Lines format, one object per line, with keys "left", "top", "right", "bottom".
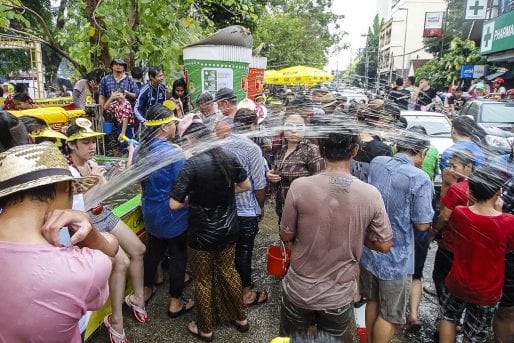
{"left": 400, "top": 110, "right": 454, "bottom": 189}
{"left": 459, "top": 99, "right": 514, "bottom": 155}
{"left": 334, "top": 92, "right": 369, "bottom": 111}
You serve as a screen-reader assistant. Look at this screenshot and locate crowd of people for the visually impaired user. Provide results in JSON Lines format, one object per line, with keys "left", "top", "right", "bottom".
{"left": 0, "top": 60, "right": 513, "bottom": 343}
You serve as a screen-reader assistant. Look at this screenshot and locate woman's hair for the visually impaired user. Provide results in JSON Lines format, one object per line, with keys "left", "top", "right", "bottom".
{"left": 468, "top": 166, "right": 503, "bottom": 203}
{"left": 139, "top": 104, "right": 174, "bottom": 156}
{"left": 0, "top": 111, "right": 29, "bottom": 152}
{"left": 14, "top": 83, "right": 28, "bottom": 94}
{"left": 13, "top": 92, "right": 30, "bottom": 103}
{"left": 172, "top": 78, "right": 187, "bottom": 98}
{"left": 452, "top": 116, "right": 486, "bottom": 143}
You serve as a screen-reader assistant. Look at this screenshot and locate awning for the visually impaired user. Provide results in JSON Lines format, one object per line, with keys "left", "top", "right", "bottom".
{"left": 486, "top": 70, "right": 513, "bottom": 80}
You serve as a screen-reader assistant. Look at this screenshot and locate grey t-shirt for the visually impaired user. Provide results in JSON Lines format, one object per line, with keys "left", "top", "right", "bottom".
{"left": 280, "top": 172, "right": 392, "bottom": 310}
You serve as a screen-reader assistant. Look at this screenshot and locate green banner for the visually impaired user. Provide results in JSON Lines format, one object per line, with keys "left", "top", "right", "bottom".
{"left": 480, "top": 10, "right": 514, "bottom": 55}
{"left": 183, "top": 59, "right": 249, "bottom": 104}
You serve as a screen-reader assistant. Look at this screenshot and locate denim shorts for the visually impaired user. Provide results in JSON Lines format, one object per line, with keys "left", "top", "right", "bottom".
{"left": 359, "top": 267, "right": 412, "bottom": 325}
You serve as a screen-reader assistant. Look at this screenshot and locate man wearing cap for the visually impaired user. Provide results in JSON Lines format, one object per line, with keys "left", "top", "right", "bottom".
{"left": 215, "top": 87, "right": 238, "bottom": 139}
{"left": 0, "top": 142, "right": 118, "bottom": 342}
{"left": 98, "top": 58, "right": 139, "bottom": 115}
{"left": 196, "top": 92, "right": 224, "bottom": 132}
{"left": 360, "top": 132, "right": 434, "bottom": 343}
{"left": 134, "top": 66, "right": 167, "bottom": 124}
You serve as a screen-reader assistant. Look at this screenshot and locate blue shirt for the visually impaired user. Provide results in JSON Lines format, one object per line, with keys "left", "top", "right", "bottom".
{"left": 361, "top": 153, "right": 434, "bottom": 280}
{"left": 135, "top": 138, "right": 188, "bottom": 239}
{"left": 221, "top": 134, "right": 267, "bottom": 217}
{"left": 440, "top": 140, "right": 485, "bottom": 170}
{"left": 134, "top": 82, "right": 167, "bottom": 122}
{"left": 99, "top": 74, "right": 139, "bottom": 99}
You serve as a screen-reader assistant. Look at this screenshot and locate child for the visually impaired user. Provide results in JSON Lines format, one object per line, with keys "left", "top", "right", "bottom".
{"left": 438, "top": 166, "right": 514, "bottom": 343}
{"left": 104, "top": 88, "right": 135, "bottom": 155}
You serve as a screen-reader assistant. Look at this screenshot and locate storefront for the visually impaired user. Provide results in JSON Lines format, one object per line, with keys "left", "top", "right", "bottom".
{"left": 480, "top": 9, "right": 514, "bottom": 62}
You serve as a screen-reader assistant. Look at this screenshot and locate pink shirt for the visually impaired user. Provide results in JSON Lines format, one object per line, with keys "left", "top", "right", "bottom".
{"left": 0, "top": 242, "right": 111, "bottom": 342}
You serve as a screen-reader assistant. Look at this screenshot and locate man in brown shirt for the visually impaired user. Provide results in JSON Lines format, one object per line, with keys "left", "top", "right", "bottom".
{"left": 279, "top": 129, "right": 393, "bottom": 341}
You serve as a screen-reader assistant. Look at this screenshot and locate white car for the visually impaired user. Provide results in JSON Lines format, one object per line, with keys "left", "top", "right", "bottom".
{"left": 400, "top": 110, "right": 454, "bottom": 187}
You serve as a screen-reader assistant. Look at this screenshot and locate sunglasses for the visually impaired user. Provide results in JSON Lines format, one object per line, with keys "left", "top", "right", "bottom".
{"left": 284, "top": 123, "right": 306, "bottom": 131}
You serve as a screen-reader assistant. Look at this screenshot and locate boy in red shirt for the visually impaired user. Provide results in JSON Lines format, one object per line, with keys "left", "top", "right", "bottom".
{"left": 439, "top": 166, "right": 514, "bottom": 343}
{"left": 432, "top": 149, "right": 474, "bottom": 304}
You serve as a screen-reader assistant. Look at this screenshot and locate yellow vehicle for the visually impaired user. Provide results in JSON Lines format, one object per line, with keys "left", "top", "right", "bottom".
{"left": 0, "top": 96, "right": 74, "bottom": 108}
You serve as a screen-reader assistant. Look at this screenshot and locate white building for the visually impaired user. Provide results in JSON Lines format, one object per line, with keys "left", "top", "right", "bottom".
{"left": 378, "top": 0, "right": 447, "bottom": 82}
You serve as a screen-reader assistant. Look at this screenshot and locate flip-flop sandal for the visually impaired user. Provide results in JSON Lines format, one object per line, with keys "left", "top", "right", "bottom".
{"left": 187, "top": 321, "right": 214, "bottom": 342}
{"left": 406, "top": 319, "right": 422, "bottom": 333}
{"left": 184, "top": 273, "right": 193, "bottom": 288}
{"left": 124, "top": 294, "right": 149, "bottom": 324}
{"left": 144, "top": 286, "right": 158, "bottom": 306}
{"left": 168, "top": 298, "right": 194, "bottom": 318}
{"left": 244, "top": 290, "right": 268, "bottom": 308}
{"left": 231, "top": 320, "right": 250, "bottom": 333}
{"left": 103, "top": 314, "right": 128, "bottom": 343}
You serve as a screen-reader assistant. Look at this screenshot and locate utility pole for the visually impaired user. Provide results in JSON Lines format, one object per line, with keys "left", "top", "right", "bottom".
{"left": 399, "top": 7, "right": 409, "bottom": 79}
{"left": 365, "top": 47, "right": 369, "bottom": 90}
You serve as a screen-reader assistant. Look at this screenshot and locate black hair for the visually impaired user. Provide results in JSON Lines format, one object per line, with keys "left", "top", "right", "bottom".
{"left": 131, "top": 67, "right": 144, "bottom": 80}
{"left": 206, "top": 146, "right": 234, "bottom": 189}
{"left": 197, "top": 92, "right": 214, "bottom": 106}
{"left": 182, "top": 122, "right": 210, "bottom": 142}
{"left": 419, "top": 77, "right": 429, "bottom": 82}
{"left": 452, "top": 116, "right": 485, "bottom": 142}
{"left": 319, "top": 130, "right": 361, "bottom": 162}
{"left": 408, "top": 76, "right": 415, "bottom": 85}
{"left": 66, "top": 124, "right": 85, "bottom": 139}
{"left": 0, "top": 111, "right": 29, "bottom": 152}
{"left": 396, "top": 129, "right": 430, "bottom": 155}
{"left": 409, "top": 125, "right": 427, "bottom": 135}
{"left": 233, "top": 108, "right": 257, "bottom": 132}
{"left": 395, "top": 77, "right": 404, "bottom": 86}
{"left": 86, "top": 70, "right": 102, "bottom": 83}
{"left": 0, "top": 183, "right": 58, "bottom": 209}
{"left": 0, "top": 86, "right": 3, "bottom": 98}
{"left": 13, "top": 92, "right": 30, "bottom": 103}
{"left": 148, "top": 66, "right": 162, "bottom": 79}
{"left": 14, "top": 83, "right": 28, "bottom": 94}
{"left": 468, "top": 166, "right": 503, "bottom": 203}
{"left": 172, "top": 78, "right": 187, "bottom": 97}
{"left": 449, "top": 149, "right": 474, "bottom": 170}
{"left": 19, "top": 116, "right": 47, "bottom": 132}
{"left": 139, "top": 104, "right": 174, "bottom": 156}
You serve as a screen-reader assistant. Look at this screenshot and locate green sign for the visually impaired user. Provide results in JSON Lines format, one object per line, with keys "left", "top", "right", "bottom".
{"left": 481, "top": 10, "right": 514, "bottom": 55}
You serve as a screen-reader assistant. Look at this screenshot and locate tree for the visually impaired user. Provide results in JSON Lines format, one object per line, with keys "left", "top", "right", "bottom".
{"left": 253, "top": 0, "right": 344, "bottom": 69}
{"left": 415, "top": 37, "right": 485, "bottom": 90}
{"left": 353, "top": 14, "right": 382, "bottom": 89}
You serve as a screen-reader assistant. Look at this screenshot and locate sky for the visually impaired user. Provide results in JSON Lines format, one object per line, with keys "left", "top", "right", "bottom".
{"left": 326, "top": 0, "right": 378, "bottom": 72}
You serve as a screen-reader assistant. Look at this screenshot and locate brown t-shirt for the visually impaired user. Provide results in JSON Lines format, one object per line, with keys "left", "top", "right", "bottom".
{"left": 280, "top": 172, "right": 392, "bottom": 310}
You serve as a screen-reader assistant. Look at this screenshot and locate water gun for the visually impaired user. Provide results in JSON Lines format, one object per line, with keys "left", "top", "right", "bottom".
{"left": 120, "top": 135, "right": 139, "bottom": 146}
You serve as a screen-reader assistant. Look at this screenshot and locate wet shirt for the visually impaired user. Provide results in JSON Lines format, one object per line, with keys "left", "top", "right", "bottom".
{"left": 221, "top": 134, "right": 267, "bottom": 217}
{"left": 281, "top": 173, "right": 392, "bottom": 310}
{"left": 415, "top": 87, "right": 437, "bottom": 110}
{"left": 421, "top": 146, "right": 439, "bottom": 181}
{"left": 170, "top": 150, "right": 247, "bottom": 251}
{"left": 274, "top": 141, "right": 324, "bottom": 202}
{"left": 446, "top": 95, "right": 467, "bottom": 112}
{"left": 440, "top": 140, "right": 485, "bottom": 171}
{"left": 0, "top": 243, "right": 111, "bottom": 342}
{"left": 446, "top": 207, "right": 514, "bottom": 305}
{"left": 134, "top": 83, "right": 167, "bottom": 122}
{"left": 99, "top": 74, "right": 139, "bottom": 99}
{"left": 361, "top": 153, "right": 434, "bottom": 280}
{"left": 136, "top": 138, "right": 188, "bottom": 239}
{"left": 440, "top": 179, "right": 469, "bottom": 252}
{"left": 106, "top": 98, "right": 135, "bottom": 125}
{"left": 351, "top": 136, "right": 391, "bottom": 182}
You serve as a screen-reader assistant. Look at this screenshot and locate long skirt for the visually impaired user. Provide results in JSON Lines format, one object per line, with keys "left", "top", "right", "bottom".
{"left": 188, "top": 244, "right": 246, "bottom": 332}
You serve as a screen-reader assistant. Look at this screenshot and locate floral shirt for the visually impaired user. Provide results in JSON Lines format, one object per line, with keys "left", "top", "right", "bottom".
{"left": 3, "top": 93, "right": 34, "bottom": 110}
{"left": 106, "top": 98, "right": 135, "bottom": 125}
{"left": 274, "top": 140, "right": 324, "bottom": 203}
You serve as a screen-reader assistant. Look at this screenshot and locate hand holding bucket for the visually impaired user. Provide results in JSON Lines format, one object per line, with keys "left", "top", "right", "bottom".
{"left": 267, "top": 240, "right": 291, "bottom": 277}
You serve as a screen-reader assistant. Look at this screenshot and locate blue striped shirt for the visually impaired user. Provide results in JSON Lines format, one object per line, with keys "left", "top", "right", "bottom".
{"left": 134, "top": 82, "right": 167, "bottom": 122}
{"left": 221, "top": 134, "right": 267, "bottom": 217}
{"left": 99, "top": 74, "right": 139, "bottom": 99}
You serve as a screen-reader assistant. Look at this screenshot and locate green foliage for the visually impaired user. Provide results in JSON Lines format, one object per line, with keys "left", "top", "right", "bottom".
{"left": 253, "top": 0, "right": 344, "bottom": 69}
{"left": 415, "top": 37, "right": 485, "bottom": 90}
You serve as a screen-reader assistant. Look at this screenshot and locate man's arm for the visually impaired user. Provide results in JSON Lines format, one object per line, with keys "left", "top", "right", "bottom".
{"left": 365, "top": 239, "right": 392, "bottom": 253}
{"left": 134, "top": 88, "right": 147, "bottom": 123}
{"left": 414, "top": 223, "right": 431, "bottom": 232}
{"left": 255, "top": 189, "right": 266, "bottom": 220}
{"left": 432, "top": 205, "right": 452, "bottom": 235}
{"left": 235, "top": 178, "right": 251, "bottom": 193}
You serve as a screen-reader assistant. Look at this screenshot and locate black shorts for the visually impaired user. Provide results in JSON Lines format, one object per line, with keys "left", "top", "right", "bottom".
{"left": 441, "top": 287, "right": 497, "bottom": 343}
{"left": 500, "top": 252, "right": 514, "bottom": 308}
{"left": 413, "top": 230, "right": 430, "bottom": 279}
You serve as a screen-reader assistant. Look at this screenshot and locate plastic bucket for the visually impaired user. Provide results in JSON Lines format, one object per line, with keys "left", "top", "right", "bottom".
{"left": 102, "top": 122, "right": 114, "bottom": 134}
{"left": 267, "top": 244, "right": 291, "bottom": 277}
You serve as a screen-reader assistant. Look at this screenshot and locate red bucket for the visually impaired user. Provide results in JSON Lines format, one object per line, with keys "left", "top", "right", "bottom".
{"left": 267, "top": 244, "right": 291, "bottom": 277}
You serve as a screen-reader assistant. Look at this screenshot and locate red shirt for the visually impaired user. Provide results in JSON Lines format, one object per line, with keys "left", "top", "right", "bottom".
{"left": 440, "top": 179, "right": 469, "bottom": 252}
{"left": 445, "top": 206, "right": 514, "bottom": 305}
{"left": 106, "top": 98, "right": 134, "bottom": 125}
{"left": 3, "top": 94, "right": 34, "bottom": 110}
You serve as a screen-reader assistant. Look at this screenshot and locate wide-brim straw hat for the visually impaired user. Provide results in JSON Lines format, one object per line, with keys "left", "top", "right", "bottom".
{"left": 0, "top": 142, "right": 98, "bottom": 199}
{"left": 66, "top": 118, "right": 105, "bottom": 142}
{"left": 30, "top": 127, "right": 68, "bottom": 140}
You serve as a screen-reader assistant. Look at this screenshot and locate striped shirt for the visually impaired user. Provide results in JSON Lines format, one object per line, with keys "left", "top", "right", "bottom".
{"left": 99, "top": 74, "right": 139, "bottom": 99}
{"left": 221, "top": 134, "right": 267, "bottom": 217}
{"left": 134, "top": 82, "right": 167, "bottom": 122}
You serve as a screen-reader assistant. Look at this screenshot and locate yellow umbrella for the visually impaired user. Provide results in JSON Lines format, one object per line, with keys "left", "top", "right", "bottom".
{"left": 264, "top": 66, "right": 334, "bottom": 85}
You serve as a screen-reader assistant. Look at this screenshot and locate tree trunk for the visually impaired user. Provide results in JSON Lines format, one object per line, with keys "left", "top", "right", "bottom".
{"left": 125, "top": 0, "right": 141, "bottom": 70}
{"left": 85, "top": 0, "right": 111, "bottom": 70}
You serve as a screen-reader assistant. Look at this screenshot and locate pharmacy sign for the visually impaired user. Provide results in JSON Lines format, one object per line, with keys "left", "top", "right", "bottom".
{"left": 481, "top": 10, "right": 514, "bottom": 54}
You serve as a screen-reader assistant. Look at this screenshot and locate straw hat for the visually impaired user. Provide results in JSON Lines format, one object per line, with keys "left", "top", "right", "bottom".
{"left": 0, "top": 142, "right": 98, "bottom": 199}
{"left": 30, "top": 127, "right": 68, "bottom": 140}
{"left": 66, "top": 118, "right": 105, "bottom": 142}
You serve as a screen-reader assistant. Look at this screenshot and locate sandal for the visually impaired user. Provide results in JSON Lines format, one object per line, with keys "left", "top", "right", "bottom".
{"left": 144, "top": 286, "right": 158, "bottom": 306}
{"left": 231, "top": 320, "right": 250, "bottom": 333}
{"left": 187, "top": 321, "right": 214, "bottom": 342}
{"left": 244, "top": 290, "right": 268, "bottom": 308}
{"left": 168, "top": 298, "right": 194, "bottom": 318}
{"left": 124, "top": 294, "right": 149, "bottom": 324}
{"left": 103, "top": 314, "right": 128, "bottom": 343}
{"left": 184, "top": 273, "right": 193, "bottom": 288}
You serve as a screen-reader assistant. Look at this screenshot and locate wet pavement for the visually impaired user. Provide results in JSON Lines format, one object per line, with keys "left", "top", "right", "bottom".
{"left": 88, "top": 201, "right": 493, "bottom": 343}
